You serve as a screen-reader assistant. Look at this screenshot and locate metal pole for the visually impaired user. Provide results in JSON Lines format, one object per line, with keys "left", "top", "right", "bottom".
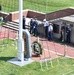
{"left": 19, "top": 0, "right": 23, "bottom": 39}
{"left": 18, "top": 0, "right": 24, "bottom": 62}
{"left": 45, "top": 0, "right": 48, "bottom": 19}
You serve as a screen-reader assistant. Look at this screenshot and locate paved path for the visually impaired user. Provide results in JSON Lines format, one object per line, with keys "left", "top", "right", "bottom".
{"left": 0, "top": 26, "right": 74, "bottom": 61}
{"left": 31, "top": 36, "right": 74, "bottom": 61}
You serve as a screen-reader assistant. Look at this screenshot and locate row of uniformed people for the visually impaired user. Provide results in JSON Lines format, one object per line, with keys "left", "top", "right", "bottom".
{"left": 23, "top": 16, "right": 38, "bottom": 36}
{"left": 43, "top": 19, "right": 71, "bottom": 43}
{"left": 60, "top": 23, "right": 71, "bottom": 43}
{"left": 23, "top": 16, "right": 71, "bottom": 43}
{"left": 23, "top": 16, "right": 53, "bottom": 41}
{"left": 43, "top": 19, "right": 53, "bottom": 41}
{"left": 30, "top": 18, "right": 38, "bottom": 36}
{"left": 30, "top": 18, "right": 53, "bottom": 41}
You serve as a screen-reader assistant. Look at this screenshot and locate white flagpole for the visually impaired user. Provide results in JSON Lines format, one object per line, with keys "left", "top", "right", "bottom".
{"left": 18, "top": 0, "right": 24, "bottom": 62}
{"left": 19, "top": 0, "right": 23, "bottom": 39}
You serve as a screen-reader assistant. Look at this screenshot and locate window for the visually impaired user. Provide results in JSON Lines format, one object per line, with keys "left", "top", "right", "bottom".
{"left": 53, "top": 24, "right": 59, "bottom": 33}
{"left": 70, "top": 24, "right": 73, "bottom": 27}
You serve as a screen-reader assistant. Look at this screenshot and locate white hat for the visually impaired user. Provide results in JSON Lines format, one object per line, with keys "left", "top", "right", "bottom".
{"left": 49, "top": 23, "right": 52, "bottom": 25}
{"left": 67, "top": 24, "right": 69, "bottom": 26}
{"left": 43, "top": 19, "right": 46, "bottom": 21}
{"left": 35, "top": 18, "right": 37, "bottom": 20}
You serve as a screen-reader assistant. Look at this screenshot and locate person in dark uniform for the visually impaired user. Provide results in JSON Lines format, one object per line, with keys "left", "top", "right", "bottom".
{"left": 66, "top": 24, "right": 71, "bottom": 43}
{"left": 30, "top": 18, "right": 34, "bottom": 34}
{"left": 23, "top": 16, "right": 26, "bottom": 29}
{"left": 60, "top": 24, "right": 65, "bottom": 42}
{"left": 33, "top": 18, "right": 38, "bottom": 36}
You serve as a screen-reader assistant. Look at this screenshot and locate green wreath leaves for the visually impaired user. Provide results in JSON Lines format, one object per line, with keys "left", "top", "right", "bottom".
{"left": 31, "top": 41, "right": 43, "bottom": 56}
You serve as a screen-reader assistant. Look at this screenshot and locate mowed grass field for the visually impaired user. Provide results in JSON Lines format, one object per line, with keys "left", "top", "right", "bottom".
{"left": 0, "top": 0, "right": 74, "bottom": 75}
{"left": 0, "top": 39, "right": 74, "bottom": 75}
{"left": 0, "top": 0, "right": 74, "bottom": 13}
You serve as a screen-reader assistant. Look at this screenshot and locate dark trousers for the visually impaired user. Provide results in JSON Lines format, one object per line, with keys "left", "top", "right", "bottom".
{"left": 48, "top": 31, "right": 53, "bottom": 41}
{"left": 66, "top": 34, "right": 70, "bottom": 43}
{"left": 60, "top": 32, "right": 63, "bottom": 41}
{"left": 30, "top": 27, "right": 33, "bottom": 34}
{"left": 34, "top": 28, "right": 38, "bottom": 36}
{"left": 23, "top": 24, "right": 25, "bottom": 29}
{"left": 44, "top": 26, "right": 48, "bottom": 38}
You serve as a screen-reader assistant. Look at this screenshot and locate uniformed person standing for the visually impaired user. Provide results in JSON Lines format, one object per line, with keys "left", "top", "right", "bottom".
{"left": 43, "top": 19, "right": 48, "bottom": 38}
{"left": 23, "top": 16, "right": 26, "bottom": 29}
{"left": 30, "top": 18, "right": 34, "bottom": 34}
{"left": 33, "top": 18, "right": 38, "bottom": 36}
{"left": 48, "top": 23, "right": 53, "bottom": 41}
{"left": 66, "top": 24, "right": 71, "bottom": 43}
{"left": 60, "top": 24, "right": 65, "bottom": 42}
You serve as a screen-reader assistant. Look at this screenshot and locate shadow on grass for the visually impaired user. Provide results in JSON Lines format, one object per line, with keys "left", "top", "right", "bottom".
{"left": 0, "top": 57, "right": 15, "bottom": 61}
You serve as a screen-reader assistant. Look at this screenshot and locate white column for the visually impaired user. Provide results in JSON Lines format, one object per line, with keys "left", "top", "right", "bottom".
{"left": 19, "top": 0, "right": 23, "bottom": 39}
{"left": 18, "top": 0, "right": 24, "bottom": 62}
{"left": 45, "top": 0, "right": 48, "bottom": 19}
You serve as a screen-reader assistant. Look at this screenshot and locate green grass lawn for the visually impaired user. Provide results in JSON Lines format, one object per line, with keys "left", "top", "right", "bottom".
{"left": 0, "top": 39, "right": 74, "bottom": 75}
{"left": 0, "top": 22, "right": 5, "bottom": 26}
{"left": 0, "top": 0, "right": 74, "bottom": 13}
